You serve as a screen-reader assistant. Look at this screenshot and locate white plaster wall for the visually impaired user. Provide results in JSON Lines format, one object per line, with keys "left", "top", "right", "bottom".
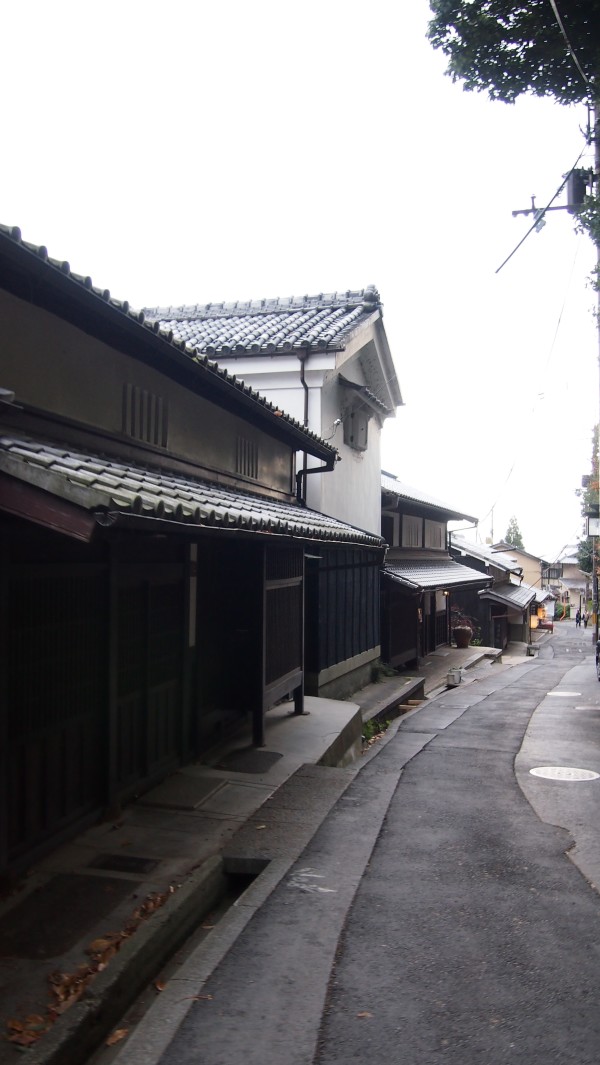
{"left": 210, "top": 350, "right": 386, "bottom": 535}
{"left": 305, "top": 369, "right": 383, "bottom": 534}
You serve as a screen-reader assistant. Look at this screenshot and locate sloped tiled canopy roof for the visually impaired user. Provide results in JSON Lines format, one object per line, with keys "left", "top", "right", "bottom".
{"left": 450, "top": 535, "right": 522, "bottom": 575}
{"left": 0, "top": 435, "right": 384, "bottom": 548}
{"left": 384, "top": 558, "right": 492, "bottom": 592}
{"left": 143, "top": 288, "right": 381, "bottom": 357}
{"left": 381, "top": 474, "right": 477, "bottom": 523}
{"left": 479, "top": 581, "right": 536, "bottom": 610}
{"left": 0, "top": 224, "right": 337, "bottom": 463}
{"left": 534, "top": 588, "right": 556, "bottom": 602}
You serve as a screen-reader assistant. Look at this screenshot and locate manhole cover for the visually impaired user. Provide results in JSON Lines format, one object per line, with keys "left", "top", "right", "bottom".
{"left": 529, "top": 766, "right": 599, "bottom": 781}
{"left": 547, "top": 691, "right": 581, "bottom": 697}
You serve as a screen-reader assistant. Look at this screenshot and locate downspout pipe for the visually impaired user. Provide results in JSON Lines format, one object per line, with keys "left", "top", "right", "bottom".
{"left": 294, "top": 352, "right": 337, "bottom": 503}
{"left": 298, "top": 353, "right": 309, "bottom": 504}
{"left": 296, "top": 461, "right": 335, "bottom": 505}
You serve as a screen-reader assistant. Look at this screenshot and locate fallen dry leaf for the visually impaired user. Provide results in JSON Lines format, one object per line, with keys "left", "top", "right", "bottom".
{"left": 106, "top": 1028, "right": 128, "bottom": 1046}
{"left": 6, "top": 1014, "right": 50, "bottom": 1046}
{"left": 8, "top": 884, "right": 178, "bottom": 1048}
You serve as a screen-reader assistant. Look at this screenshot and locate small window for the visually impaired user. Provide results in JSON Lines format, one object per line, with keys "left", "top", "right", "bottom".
{"left": 402, "top": 515, "right": 422, "bottom": 548}
{"left": 343, "top": 408, "right": 369, "bottom": 451}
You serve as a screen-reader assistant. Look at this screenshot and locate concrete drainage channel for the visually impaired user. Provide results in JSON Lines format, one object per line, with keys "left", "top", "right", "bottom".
{"left": 27, "top": 859, "right": 258, "bottom": 1065}
{"left": 38, "top": 760, "right": 363, "bottom": 1065}
{"left": 24, "top": 707, "right": 428, "bottom": 1065}
{"left": 84, "top": 866, "right": 260, "bottom": 1065}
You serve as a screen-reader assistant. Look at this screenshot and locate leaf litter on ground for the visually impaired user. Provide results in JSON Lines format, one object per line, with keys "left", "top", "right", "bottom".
{"left": 5, "top": 886, "right": 176, "bottom": 1046}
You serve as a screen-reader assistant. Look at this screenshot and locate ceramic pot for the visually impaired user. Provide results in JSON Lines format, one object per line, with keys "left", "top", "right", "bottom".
{"left": 453, "top": 626, "right": 472, "bottom": 649}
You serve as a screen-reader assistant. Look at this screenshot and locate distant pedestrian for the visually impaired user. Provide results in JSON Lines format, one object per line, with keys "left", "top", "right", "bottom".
{"left": 584, "top": 612, "right": 589, "bottom": 629}
{"left": 576, "top": 609, "right": 581, "bottom": 628}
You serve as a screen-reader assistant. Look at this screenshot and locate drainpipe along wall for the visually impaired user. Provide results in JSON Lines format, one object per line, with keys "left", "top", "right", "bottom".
{"left": 298, "top": 353, "right": 309, "bottom": 504}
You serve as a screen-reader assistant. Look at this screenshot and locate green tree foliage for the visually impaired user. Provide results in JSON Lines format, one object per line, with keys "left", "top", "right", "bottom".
{"left": 427, "top": 1, "right": 600, "bottom": 105}
{"left": 504, "top": 515, "right": 524, "bottom": 549}
{"left": 577, "top": 424, "right": 599, "bottom": 572}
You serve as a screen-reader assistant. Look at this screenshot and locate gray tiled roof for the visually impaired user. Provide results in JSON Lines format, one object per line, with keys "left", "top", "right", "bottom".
{"left": 534, "top": 587, "right": 555, "bottom": 602}
{"left": 450, "top": 535, "right": 522, "bottom": 574}
{"left": 0, "top": 225, "right": 336, "bottom": 459}
{"left": 381, "top": 474, "right": 477, "bottom": 523}
{"left": 0, "top": 435, "right": 383, "bottom": 547}
{"left": 560, "top": 576, "right": 588, "bottom": 591}
{"left": 143, "top": 287, "right": 381, "bottom": 356}
{"left": 384, "top": 558, "right": 491, "bottom": 591}
{"left": 479, "top": 581, "right": 536, "bottom": 609}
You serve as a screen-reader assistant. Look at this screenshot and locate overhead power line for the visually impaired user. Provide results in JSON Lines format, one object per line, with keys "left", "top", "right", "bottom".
{"left": 495, "top": 146, "right": 588, "bottom": 274}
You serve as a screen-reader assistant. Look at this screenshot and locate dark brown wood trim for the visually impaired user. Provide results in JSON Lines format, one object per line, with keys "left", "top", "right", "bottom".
{"left": 0, "top": 473, "right": 96, "bottom": 542}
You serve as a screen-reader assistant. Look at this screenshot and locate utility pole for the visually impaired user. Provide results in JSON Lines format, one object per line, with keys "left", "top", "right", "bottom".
{"left": 593, "top": 104, "right": 600, "bottom": 646}
{"left": 511, "top": 120, "right": 600, "bottom": 644}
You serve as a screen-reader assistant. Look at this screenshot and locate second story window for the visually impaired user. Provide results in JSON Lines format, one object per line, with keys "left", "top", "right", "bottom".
{"left": 343, "top": 408, "right": 369, "bottom": 451}
{"left": 424, "top": 519, "right": 445, "bottom": 549}
{"left": 402, "top": 514, "right": 422, "bottom": 548}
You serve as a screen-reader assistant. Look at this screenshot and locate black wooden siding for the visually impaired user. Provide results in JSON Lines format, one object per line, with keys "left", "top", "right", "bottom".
{"left": 381, "top": 583, "right": 419, "bottom": 667}
{"left": 7, "top": 565, "right": 107, "bottom": 865}
{"left": 115, "top": 566, "right": 183, "bottom": 800}
{"left": 308, "top": 549, "right": 380, "bottom": 673}
{"left": 264, "top": 547, "right": 304, "bottom": 689}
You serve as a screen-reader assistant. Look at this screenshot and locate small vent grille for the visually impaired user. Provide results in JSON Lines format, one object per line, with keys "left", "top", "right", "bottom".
{"left": 236, "top": 436, "right": 258, "bottom": 479}
{"left": 123, "top": 384, "right": 168, "bottom": 447}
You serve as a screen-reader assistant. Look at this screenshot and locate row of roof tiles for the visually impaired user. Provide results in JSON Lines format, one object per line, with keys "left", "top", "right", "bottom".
{"left": 3, "top": 225, "right": 381, "bottom": 360}
{"left": 381, "top": 473, "right": 477, "bottom": 523}
{"left": 384, "top": 558, "right": 491, "bottom": 591}
{"left": 142, "top": 291, "right": 381, "bottom": 357}
{"left": 145, "top": 287, "right": 380, "bottom": 319}
{"left": 0, "top": 436, "right": 384, "bottom": 547}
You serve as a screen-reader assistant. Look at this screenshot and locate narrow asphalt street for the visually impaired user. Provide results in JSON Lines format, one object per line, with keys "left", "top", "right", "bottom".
{"left": 315, "top": 621, "right": 600, "bottom": 1064}
{"left": 102, "top": 622, "right": 600, "bottom": 1065}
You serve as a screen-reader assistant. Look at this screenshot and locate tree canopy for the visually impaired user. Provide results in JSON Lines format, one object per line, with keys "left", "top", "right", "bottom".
{"left": 427, "top": 1, "right": 600, "bottom": 105}
{"left": 504, "top": 515, "right": 524, "bottom": 549}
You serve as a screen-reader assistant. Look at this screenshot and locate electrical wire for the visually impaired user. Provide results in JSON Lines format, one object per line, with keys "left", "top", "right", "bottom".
{"left": 495, "top": 145, "right": 588, "bottom": 274}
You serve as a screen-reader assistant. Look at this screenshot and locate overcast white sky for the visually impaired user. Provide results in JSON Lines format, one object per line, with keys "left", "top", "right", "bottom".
{"left": 3, "top": 0, "right": 598, "bottom": 561}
